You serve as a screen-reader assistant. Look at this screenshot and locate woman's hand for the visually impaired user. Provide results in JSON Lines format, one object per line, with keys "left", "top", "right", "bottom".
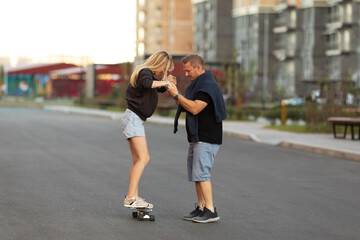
{"left": 167, "top": 75, "right": 177, "bottom": 86}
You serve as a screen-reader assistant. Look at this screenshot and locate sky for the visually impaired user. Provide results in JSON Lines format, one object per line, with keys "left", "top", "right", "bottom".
{"left": 0, "top": 0, "right": 136, "bottom": 65}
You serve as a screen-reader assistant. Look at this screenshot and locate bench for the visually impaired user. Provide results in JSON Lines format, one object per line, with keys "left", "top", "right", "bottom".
{"left": 328, "top": 117, "right": 360, "bottom": 140}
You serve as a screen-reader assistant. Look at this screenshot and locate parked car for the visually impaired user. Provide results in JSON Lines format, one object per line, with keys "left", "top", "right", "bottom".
{"left": 282, "top": 97, "right": 305, "bottom": 106}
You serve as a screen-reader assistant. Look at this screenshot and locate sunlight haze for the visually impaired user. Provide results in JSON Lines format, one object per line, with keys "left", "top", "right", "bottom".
{"left": 1, "top": 0, "right": 136, "bottom": 65}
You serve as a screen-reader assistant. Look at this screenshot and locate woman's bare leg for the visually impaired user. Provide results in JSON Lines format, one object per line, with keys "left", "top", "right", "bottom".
{"left": 126, "top": 136, "right": 150, "bottom": 198}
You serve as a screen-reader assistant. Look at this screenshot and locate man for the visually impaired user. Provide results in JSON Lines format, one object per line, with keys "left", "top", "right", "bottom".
{"left": 167, "top": 54, "right": 227, "bottom": 223}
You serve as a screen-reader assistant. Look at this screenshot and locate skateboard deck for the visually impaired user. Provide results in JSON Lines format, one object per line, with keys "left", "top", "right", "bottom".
{"left": 128, "top": 207, "right": 155, "bottom": 221}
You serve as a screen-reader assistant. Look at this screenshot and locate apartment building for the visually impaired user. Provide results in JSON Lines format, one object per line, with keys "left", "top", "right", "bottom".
{"left": 232, "top": 0, "right": 277, "bottom": 98}
{"left": 293, "top": 0, "right": 360, "bottom": 99}
{"left": 272, "top": 0, "right": 299, "bottom": 96}
{"left": 136, "top": 0, "right": 193, "bottom": 59}
{"left": 322, "top": 0, "right": 360, "bottom": 101}
{"left": 232, "top": 0, "right": 359, "bottom": 99}
{"left": 192, "top": 0, "right": 234, "bottom": 63}
{"left": 136, "top": 0, "right": 359, "bottom": 99}
{"left": 297, "top": 0, "right": 331, "bottom": 96}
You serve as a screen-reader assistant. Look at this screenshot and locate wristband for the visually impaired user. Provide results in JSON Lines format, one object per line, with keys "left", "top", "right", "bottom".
{"left": 173, "top": 92, "right": 180, "bottom": 100}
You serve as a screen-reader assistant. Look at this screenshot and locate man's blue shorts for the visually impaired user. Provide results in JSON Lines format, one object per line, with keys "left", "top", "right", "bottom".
{"left": 187, "top": 142, "right": 220, "bottom": 182}
{"left": 120, "top": 109, "right": 145, "bottom": 140}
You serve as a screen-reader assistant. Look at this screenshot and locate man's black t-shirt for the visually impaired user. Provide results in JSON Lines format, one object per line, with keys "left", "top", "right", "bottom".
{"left": 191, "top": 91, "right": 222, "bottom": 144}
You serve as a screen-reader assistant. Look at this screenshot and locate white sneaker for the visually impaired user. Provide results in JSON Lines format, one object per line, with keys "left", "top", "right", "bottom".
{"left": 124, "top": 196, "right": 153, "bottom": 209}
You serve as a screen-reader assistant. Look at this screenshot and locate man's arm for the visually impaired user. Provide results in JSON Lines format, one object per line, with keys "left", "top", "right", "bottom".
{"left": 168, "top": 81, "right": 208, "bottom": 115}
{"left": 176, "top": 94, "right": 207, "bottom": 115}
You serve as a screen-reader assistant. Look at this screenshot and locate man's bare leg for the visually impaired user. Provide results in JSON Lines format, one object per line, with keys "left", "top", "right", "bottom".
{"left": 199, "top": 181, "right": 214, "bottom": 211}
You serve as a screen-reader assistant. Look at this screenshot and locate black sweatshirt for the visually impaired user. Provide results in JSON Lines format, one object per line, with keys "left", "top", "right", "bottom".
{"left": 126, "top": 68, "right": 166, "bottom": 121}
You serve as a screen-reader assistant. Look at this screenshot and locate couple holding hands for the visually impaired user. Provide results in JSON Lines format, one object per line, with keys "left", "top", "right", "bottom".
{"left": 120, "top": 51, "right": 227, "bottom": 223}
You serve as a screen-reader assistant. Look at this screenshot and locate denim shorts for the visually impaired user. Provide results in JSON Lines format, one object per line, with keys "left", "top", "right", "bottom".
{"left": 120, "top": 109, "right": 145, "bottom": 139}
{"left": 187, "top": 142, "right": 220, "bottom": 182}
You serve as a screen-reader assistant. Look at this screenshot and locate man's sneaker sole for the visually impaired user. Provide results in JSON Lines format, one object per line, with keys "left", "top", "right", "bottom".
{"left": 192, "top": 216, "right": 220, "bottom": 223}
{"left": 182, "top": 216, "right": 195, "bottom": 221}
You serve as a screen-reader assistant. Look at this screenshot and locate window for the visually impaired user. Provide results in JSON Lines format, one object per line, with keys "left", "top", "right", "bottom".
{"left": 156, "top": 41, "right": 162, "bottom": 51}
{"left": 343, "top": 30, "right": 350, "bottom": 51}
{"left": 205, "top": 2, "right": 212, "bottom": 10}
{"left": 138, "top": 11, "right": 145, "bottom": 24}
{"left": 138, "top": 43, "right": 145, "bottom": 56}
{"left": 205, "top": 22, "right": 211, "bottom": 30}
{"left": 138, "top": 28, "right": 145, "bottom": 41}
{"left": 345, "top": 3, "right": 352, "bottom": 23}
{"left": 288, "top": 32, "right": 296, "bottom": 46}
{"left": 288, "top": 61, "right": 295, "bottom": 75}
{"left": 337, "top": 32, "right": 341, "bottom": 49}
{"left": 155, "top": 26, "right": 162, "bottom": 36}
{"left": 290, "top": 10, "right": 296, "bottom": 27}
{"left": 156, "top": 8, "right": 162, "bottom": 20}
{"left": 138, "top": 0, "right": 145, "bottom": 7}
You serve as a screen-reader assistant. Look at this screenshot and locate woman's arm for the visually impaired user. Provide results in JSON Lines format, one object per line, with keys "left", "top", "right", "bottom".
{"left": 151, "top": 80, "right": 169, "bottom": 89}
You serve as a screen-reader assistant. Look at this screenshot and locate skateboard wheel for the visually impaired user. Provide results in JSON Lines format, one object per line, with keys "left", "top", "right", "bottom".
{"left": 132, "top": 212, "right": 137, "bottom": 218}
{"left": 150, "top": 215, "right": 155, "bottom": 221}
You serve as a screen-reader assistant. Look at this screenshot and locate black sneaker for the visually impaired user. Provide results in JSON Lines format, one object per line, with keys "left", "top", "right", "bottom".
{"left": 192, "top": 207, "right": 220, "bottom": 223}
{"left": 182, "top": 204, "right": 203, "bottom": 221}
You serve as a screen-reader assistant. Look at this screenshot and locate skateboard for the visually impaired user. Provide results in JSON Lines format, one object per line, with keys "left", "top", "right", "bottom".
{"left": 130, "top": 207, "right": 155, "bottom": 221}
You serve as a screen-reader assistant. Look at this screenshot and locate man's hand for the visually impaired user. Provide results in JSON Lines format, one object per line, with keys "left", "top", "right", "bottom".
{"left": 167, "top": 82, "right": 179, "bottom": 97}
{"left": 167, "top": 82, "right": 207, "bottom": 115}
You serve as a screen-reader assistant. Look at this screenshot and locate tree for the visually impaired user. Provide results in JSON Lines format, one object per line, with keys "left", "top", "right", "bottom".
{"left": 0, "top": 65, "right": 4, "bottom": 99}
{"left": 222, "top": 49, "right": 256, "bottom": 110}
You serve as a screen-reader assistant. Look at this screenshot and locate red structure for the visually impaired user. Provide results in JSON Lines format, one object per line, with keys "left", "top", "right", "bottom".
{"left": 7, "top": 63, "right": 77, "bottom": 75}
{"left": 50, "top": 64, "right": 131, "bottom": 98}
{"left": 50, "top": 67, "right": 85, "bottom": 98}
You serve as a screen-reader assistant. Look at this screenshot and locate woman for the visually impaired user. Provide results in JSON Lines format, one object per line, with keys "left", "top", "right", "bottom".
{"left": 121, "top": 51, "right": 175, "bottom": 208}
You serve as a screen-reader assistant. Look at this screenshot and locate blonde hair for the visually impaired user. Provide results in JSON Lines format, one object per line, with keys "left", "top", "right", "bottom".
{"left": 130, "top": 51, "right": 174, "bottom": 87}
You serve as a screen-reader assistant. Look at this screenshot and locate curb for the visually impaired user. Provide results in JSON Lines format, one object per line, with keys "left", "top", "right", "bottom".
{"left": 277, "top": 141, "right": 360, "bottom": 162}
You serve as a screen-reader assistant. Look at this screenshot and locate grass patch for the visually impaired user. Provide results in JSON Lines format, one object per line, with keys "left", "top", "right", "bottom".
{"left": 265, "top": 124, "right": 308, "bottom": 133}
{"left": 265, "top": 124, "right": 353, "bottom": 134}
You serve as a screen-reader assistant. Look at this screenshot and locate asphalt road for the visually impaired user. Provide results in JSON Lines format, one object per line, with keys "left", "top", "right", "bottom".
{"left": 1, "top": 108, "right": 360, "bottom": 240}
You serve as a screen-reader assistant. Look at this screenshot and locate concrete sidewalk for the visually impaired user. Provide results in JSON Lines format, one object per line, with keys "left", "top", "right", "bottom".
{"left": 44, "top": 105, "right": 360, "bottom": 161}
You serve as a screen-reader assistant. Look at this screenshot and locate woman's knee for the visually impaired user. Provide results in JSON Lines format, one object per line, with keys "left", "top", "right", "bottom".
{"left": 144, "top": 154, "right": 150, "bottom": 165}
{"left": 137, "top": 154, "right": 150, "bottom": 166}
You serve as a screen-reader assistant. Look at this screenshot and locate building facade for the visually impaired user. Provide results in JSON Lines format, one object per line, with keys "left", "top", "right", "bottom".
{"left": 232, "top": 0, "right": 278, "bottom": 100}
{"left": 136, "top": 0, "right": 193, "bottom": 59}
{"left": 231, "top": 0, "right": 360, "bottom": 100}
{"left": 272, "top": 0, "right": 298, "bottom": 96}
{"left": 192, "top": 0, "right": 234, "bottom": 63}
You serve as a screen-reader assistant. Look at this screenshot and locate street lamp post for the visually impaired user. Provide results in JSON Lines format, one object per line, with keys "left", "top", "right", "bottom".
{"left": 262, "top": 13, "right": 269, "bottom": 110}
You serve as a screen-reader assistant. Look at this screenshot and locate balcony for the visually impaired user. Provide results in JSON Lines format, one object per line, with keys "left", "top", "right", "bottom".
{"left": 325, "top": 44, "right": 350, "bottom": 56}
{"left": 273, "top": 47, "right": 295, "bottom": 61}
{"left": 273, "top": 17, "right": 296, "bottom": 33}
{"left": 326, "top": 15, "right": 353, "bottom": 32}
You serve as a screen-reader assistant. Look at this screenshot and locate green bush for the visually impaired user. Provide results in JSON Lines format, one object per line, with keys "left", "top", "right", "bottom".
{"left": 226, "top": 105, "right": 239, "bottom": 120}
{"left": 225, "top": 106, "right": 263, "bottom": 121}
{"left": 264, "top": 109, "right": 281, "bottom": 125}
{"left": 241, "top": 109, "right": 261, "bottom": 120}
{"left": 286, "top": 108, "right": 305, "bottom": 121}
